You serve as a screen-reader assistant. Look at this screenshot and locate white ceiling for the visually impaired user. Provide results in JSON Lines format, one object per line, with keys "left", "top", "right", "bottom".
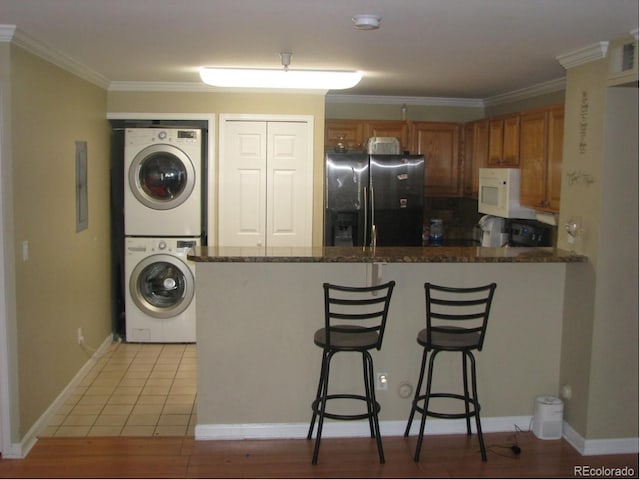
{"left": 0, "top": 0, "right": 637, "bottom": 99}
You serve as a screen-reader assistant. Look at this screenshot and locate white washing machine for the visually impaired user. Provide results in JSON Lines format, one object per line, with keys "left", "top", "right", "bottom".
{"left": 124, "top": 128, "right": 202, "bottom": 236}
{"left": 125, "top": 237, "right": 199, "bottom": 343}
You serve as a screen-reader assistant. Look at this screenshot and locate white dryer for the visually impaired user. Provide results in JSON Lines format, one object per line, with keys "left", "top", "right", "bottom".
{"left": 125, "top": 128, "right": 202, "bottom": 236}
{"left": 125, "top": 237, "right": 199, "bottom": 343}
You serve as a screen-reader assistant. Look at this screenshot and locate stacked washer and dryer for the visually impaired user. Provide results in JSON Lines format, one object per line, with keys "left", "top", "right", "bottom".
{"left": 124, "top": 128, "right": 202, "bottom": 343}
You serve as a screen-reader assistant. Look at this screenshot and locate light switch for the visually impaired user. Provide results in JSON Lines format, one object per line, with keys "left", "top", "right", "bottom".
{"left": 21, "top": 241, "right": 29, "bottom": 261}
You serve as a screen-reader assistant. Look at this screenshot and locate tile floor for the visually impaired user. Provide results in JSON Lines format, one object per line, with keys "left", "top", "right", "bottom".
{"left": 40, "top": 342, "right": 197, "bottom": 437}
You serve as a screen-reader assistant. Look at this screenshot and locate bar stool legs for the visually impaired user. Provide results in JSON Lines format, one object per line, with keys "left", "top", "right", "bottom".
{"left": 404, "top": 348, "right": 487, "bottom": 462}
{"left": 307, "top": 350, "right": 385, "bottom": 465}
{"left": 308, "top": 281, "right": 395, "bottom": 465}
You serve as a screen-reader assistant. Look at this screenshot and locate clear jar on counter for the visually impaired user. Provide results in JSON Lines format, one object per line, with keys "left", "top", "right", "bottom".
{"left": 429, "top": 219, "right": 444, "bottom": 246}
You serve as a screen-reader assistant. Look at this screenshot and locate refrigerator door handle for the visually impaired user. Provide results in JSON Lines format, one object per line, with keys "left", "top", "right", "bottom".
{"left": 370, "top": 186, "right": 376, "bottom": 248}
{"left": 362, "top": 186, "right": 368, "bottom": 249}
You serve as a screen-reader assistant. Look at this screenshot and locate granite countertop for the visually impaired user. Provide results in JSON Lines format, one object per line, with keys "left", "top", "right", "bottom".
{"left": 188, "top": 246, "right": 587, "bottom": 263}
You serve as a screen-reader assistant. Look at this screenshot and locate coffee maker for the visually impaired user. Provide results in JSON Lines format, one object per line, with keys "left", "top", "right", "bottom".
{"left": 479, "top": 215, "right": 508, "bottom": 247}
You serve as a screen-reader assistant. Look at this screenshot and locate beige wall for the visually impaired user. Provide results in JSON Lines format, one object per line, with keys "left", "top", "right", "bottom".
{"left": 108, "top": 91, "right": 326, "bottom": 246}
{"left": 9, "top": 45, "right": 111, "bottom": 437}
{"left": 196, "top": 261, "right": 566, "bottom": 425}
{"left": 558, "top": 52, "right": 639, "bottom": 439}
{"left": 325, "top": 100, "right": 484, "bottom": 122}
{"left": 0, "top": 40, "right": 21, "bottom": 444}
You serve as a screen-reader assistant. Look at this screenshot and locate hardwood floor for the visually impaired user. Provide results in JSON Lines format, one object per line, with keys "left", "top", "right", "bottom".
{"left": 0, "top": 432, "right": 637, "bottom": 478}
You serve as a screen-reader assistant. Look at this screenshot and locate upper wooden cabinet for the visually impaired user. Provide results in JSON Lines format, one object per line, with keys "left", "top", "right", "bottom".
{"left": 363, "top": 120, "right": 410, "bottom": 152}
{"left": 546, "top": 106, "right": 564, "bottom": 211}
{"left": 325, "top": 120, "right": 366, "bottom": 152}
{"left": 519, "top": 105, "right": 564, "bottom": 212}
{"left": 325, "top": 108, "right": 564, "bottom": 203}
{"left": 488, "top": 114, "right": 520, "bottom": 167}
{"left": 411, "top": 122, "right": 461, "bottom": 197}
{"left": 462, "top": 119, "right": 489, "bottom": 197}
{"left": 325, "top": 119, "right": 409, "bottom": 152}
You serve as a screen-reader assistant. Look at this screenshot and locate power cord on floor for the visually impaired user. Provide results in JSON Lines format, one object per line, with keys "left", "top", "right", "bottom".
{"left": 485, "top": 423, "right": 528, "bottom": 459}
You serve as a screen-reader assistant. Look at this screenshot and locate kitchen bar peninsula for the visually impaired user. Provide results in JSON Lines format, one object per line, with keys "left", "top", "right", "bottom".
{"left": 190, "top": 246, "right": 586, "bottom": 441}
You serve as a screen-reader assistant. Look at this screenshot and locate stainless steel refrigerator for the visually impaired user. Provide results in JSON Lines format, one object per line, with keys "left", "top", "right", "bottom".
{"left": 324, "top": 153, "right": 425, "bottom": 247}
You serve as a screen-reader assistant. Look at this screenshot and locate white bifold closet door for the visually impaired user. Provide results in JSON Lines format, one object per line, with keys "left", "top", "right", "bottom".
{"left": 219, "top": 119, "right": 312, "bottom": 248}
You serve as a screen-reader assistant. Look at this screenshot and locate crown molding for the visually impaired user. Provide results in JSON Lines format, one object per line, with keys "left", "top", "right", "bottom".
{"left": 0, "top": 24, "right": 110, "bottom": 89}
{"left": 556, "top": 41, "right": 609, "bottom": 69}
{"left": 111, "top": 80, "right": 566, "bottom": 107}
{"left": 0, "top": 24, "right": 17, "bottom": 42}
{"left": 325, "top": 94, "right": 484, "bottom": 108}
{"left": 483, "top": 77, "right": 566, "bottom": 107}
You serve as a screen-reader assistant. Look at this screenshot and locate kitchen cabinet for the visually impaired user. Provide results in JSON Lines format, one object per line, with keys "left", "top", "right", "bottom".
{"left": 325, "top": 119, "right": 365, "bottom": 152}
{"left": 462, "top": 119, "right": 489, "bottom": 197}
{"left": 519, "top": 105, "right": 564, "bottom": 212}
{"left": 488, "top": 114, "right": 520, "bottom": 166}
{"left": 325, "top": 119, "right": 409, "bottom": 152}
{"left": 363, "top": 120, "right": 410, "bottom": 152}
{"left": 219, "top": 118, "right": 313, "bottom": 247}
{"left": 326, "top": 106, "right": 563, "bottom": 203}
{"left": 411, "top": 121, "right": 461, "bottom": 197}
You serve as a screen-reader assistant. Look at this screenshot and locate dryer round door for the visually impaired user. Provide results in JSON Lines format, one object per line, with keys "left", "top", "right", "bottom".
{"left": 128, "top": 144, "right": 196, "bottom": 210}
{"left": 129, "top": 254, "right": 195, "bottom": 319}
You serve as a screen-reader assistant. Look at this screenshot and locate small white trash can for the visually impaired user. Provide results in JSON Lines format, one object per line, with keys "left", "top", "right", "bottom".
{"left": 532, "top": 395, "right": 564, "bottom": 440}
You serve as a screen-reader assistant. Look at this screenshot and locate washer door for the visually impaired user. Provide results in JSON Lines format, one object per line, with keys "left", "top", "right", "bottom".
{"left": 129, "top": 254, "right": 195, "bottom": 319}
{"left": 129, "top": 144, "right": 196, "bottom": 210}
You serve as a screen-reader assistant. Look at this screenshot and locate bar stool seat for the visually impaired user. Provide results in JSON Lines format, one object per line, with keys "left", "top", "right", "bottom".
{"left": 419, "top": 327, "right": 481, "bottom": 350}
{"left": 307, "top": 281, "right": 395, "bottom": 465}
{"left": 314, "top": 326, "right": 380, "bottom": 350}
{"left": 404, "top": 282, "right": 496, "bottom": 462}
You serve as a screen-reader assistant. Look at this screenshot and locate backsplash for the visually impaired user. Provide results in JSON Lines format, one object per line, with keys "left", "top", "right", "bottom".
{"left": 423, "top": 197, "right": 483, "bottom": 243}
{"left": 422, "top": 197, "right": 558, "bottom": 247}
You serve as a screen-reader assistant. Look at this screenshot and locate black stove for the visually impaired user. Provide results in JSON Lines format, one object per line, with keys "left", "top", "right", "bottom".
{"left": 508, "top": 220, "right": 553, "bottom": 247}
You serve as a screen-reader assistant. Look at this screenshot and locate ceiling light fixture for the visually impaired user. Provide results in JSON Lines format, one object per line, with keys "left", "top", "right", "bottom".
{"left": 199, "top": 52, "right": 362, "bottom": 90}
{"left": 352, "top": 14, "right": 381, "bottom": 30}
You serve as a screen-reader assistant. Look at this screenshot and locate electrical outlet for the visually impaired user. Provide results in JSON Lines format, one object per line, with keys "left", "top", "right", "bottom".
{"left": 560, "top": 383, "right": 572, "bottom": 400}
{"left": 77, "top": 327, "right": 84, "bottom": 345}
{"left": 376, "top": 372, "right": 389, "bottom": 390}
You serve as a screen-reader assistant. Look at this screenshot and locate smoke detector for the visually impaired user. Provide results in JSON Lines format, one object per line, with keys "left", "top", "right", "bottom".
{"left": 352, "top": 14, "right": 381, "bottom": 30}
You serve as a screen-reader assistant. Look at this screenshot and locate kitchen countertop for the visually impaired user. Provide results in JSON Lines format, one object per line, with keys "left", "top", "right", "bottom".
{"left": 188, "top": 246, "right": 587, "bottom": 263}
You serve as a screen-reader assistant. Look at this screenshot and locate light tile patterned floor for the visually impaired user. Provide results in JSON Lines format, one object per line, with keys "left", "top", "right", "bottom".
{"left": 40, "top": 342, "right": 197, "bottom": 437}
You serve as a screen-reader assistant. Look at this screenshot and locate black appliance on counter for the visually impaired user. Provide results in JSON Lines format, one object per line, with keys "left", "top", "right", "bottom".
{"left": 508, "top": 220, "right": 554, "bottom": 247}
{"left": 324, "top": 152, "right": 425, "bottom": 247}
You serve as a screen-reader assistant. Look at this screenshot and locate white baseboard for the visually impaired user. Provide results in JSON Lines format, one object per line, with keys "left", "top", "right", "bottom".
{"left": 195, "top": 418, "right": 639, "bottom": 457}
{"left": 195, "top": 416, "right": 533, "bottom": 441}
{"left": 562, "top": 421, "right": 639, "bottom": 456}
{"left": 6, "top": 334, "right": 116, "bottom": 459}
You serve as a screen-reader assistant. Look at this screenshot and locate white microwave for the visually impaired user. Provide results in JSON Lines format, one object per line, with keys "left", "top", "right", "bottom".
{"left": 478, "top": 168, "right": 536, "bottom": 219}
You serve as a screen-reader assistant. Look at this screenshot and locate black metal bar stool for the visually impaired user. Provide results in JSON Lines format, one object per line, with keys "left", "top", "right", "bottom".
{"left": 404, "top": 282, "right": 496, "bottom": 462}
{"left": 307, "top": 281, "right": 395, "bottom": 465}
